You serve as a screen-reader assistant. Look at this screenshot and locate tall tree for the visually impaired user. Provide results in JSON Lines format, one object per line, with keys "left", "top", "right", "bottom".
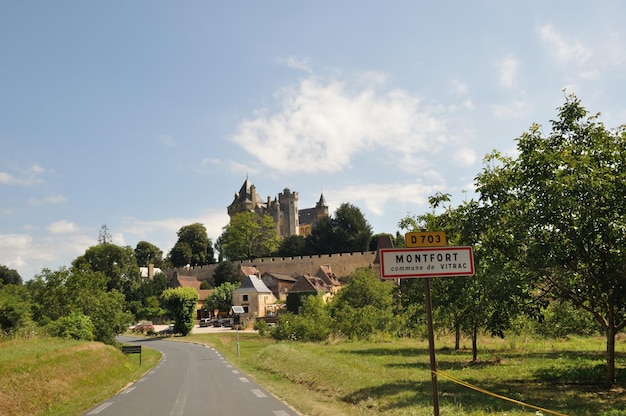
{"left": 98, "top": 224, "right": 112, "bottom": 245}
{"left": 217, "top": 212, "right": 280, "bottom": 261}
{"left": 160, "top": 287, "right": 199, "bottom": 336}
{"left": 204, "top": 282, "right": 240, "bottom": 316}
{"left": 134, "top": 241, "right": 164, "bottom": 268}
{"left": 306, "top": 203, "right": 373, "bottom": 254}
{"left": 168, "top": 223, "right": 215, "bottom": 267}
{"left": 0, "top": 265, "right": 22, "bottom": 285}
{"left": 212, "top": 261, "right": 239, "bottom": 287}
{"left": 475, "top": 93, "right": 626, "bottom": 385}
{"left": 72, "top": 243, "right": 140, "bottom": 295}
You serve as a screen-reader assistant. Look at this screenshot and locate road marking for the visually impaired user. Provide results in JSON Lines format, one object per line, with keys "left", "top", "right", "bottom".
{"left": 121, "top": 386, "right": 135, "bottom": 394}
{"left": 232, "top": 369, "right": 239, "bottom": 374}
{"left": 87, "top": 402, "right": 112, "bottom": 414}
{"left": 239, "top": 377, "right": 249, "bottom": 383}
{"left": 251, "top": 389, "right": 267, "bottom": 398}
{"left": 273, "top": 411, "right": 290, "bottom": 416}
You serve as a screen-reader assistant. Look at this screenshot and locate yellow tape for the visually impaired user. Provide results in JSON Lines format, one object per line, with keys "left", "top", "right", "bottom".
{"left": 435, "top": 370, "right": 568, "bottom": 416}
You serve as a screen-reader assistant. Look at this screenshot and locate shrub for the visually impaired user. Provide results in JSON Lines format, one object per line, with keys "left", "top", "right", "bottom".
{"left": 48, "top": 312, "right": 96, "bottom": 341}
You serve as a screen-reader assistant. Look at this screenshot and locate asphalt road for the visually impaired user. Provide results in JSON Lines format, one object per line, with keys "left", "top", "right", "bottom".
{"left": 82, "top": 335, "right": 300, "bottom": 416}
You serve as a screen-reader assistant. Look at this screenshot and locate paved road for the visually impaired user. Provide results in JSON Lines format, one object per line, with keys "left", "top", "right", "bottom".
{"left": 82, "top": 336, "right": 300, "bottom": 416}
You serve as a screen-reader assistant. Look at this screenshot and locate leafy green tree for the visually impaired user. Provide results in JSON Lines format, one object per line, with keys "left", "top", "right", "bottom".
{"left": 160, "top": 287, "right": 199, "bottom": 336}
{"left": 0, "top": 265, "right": 22, "bottom": 285}
{"left": 275, "top": 235, "right": 307, "bottom": 257}
{"left": 27, "top": 268, "right": 132, "bottom": 343}
{"left": 0, "top": 284, "right": 31, "bottom": 332}
{"left": 475, "top": 93, "right": 626, "bottom": 384}
{"left": 306, "top": 203, "right": 372, "bottom": 254}
{"left": 72, "top": 243, "right": 140, "bottom": 295}
{"left": 47, "top": 312, "right": 95, "bottom": 341}
{"left": 212, "top": 261, "right": 239, "bottom": 287}
{"left": 167, "top": 223, "right": 215, "bottom": 267}
{"left": 330, "top": 267, "right": 393, "bottom": 339}
{"left": 271, "top": 295, "right": 331, "bottom": 341}
{"left": 217, "top": 212, "right": 280, "bottom": 261}
{"left": 134, "top": 241, "right": 164, "bottom": 268}
{"left": 204, "top": 282, "right": 240, "bottom": 315}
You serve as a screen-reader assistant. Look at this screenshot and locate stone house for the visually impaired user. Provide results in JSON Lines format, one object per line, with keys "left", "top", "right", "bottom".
{"left": 286, "top": 273, "right": 336, "bottom": 313}
{"left": 232, "top": 275, "right": 277, "bottom": 318}
{"left": 261, "top": 271, "right": 297, "bottom": 301}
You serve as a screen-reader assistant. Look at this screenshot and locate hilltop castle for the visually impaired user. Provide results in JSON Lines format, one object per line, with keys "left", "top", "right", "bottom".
{"left": 227, "top": 177, "right": 329, "bottom": 238}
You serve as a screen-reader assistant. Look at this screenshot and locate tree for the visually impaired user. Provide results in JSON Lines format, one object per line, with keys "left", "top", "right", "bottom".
{"left": 26, "top": 267, "right": 132, "bottom": 343}
{"left": 134, "top": 241, "right": 164, "bottom": 268}
{"left": 72, "top": 243, "right": 140, "bottom": 295}
{"left": 167, "top": 223, "right": 215, "bottom": 267}
{"left": 212, "top": 261, "right": 239, "bottom": 287}
{"left": 475, "top": 93, "right": 626, "bottom": 385}
{"left": 160, "top": 287, "right": 199, "bottom": 336}
{"left": 0, "top": 265, "right": 22, "bottom": 285}
{"left": 306, "top": 203, "right": 372, "bottom": 254}
{"left": 204, "top": 282, "right": 240, "bottom": 316}
{"left": 330, "top": 267, "right": 394, "bottom": 339}
{"left": 0, "top": 284, "right": 31, "bottom": 332}
{"left": 98, "top": 224, "right": 112, "bottom": 245}
{"left": 275, "top": 235, "right": 307, "bottom": 257}
{"left": 217, "top": 212, "right": 280, "bottom": 261}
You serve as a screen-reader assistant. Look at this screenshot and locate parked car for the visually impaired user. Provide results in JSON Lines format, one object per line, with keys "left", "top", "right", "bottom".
{"left": 134, "top": 321, "right": 154, "bottom": 332}
{"left": 199, "top": 318, "right": 212, "bottom": 327}
{"left": 213, "top": 319, "right": 224, "bottom": 327}
{"left": 159, "top": 323, "right": 175, "bottom": 335}
{"left": 222, "top": 319, "right": 233, "bottom": 328}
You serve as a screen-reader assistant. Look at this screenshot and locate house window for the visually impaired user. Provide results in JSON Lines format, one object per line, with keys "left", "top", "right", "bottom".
{"left": 243, "top": 306, "right": 249, "bottom": 313}
{"left": 242, "top": 295, "right": 249, "bottom": 301}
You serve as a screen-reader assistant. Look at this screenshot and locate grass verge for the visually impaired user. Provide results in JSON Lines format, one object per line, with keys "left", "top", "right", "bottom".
{"left": 0, "top": 336, "right": 160, "bottom": 416}
{"left": 178, "top": 332, "right": 626, "bottom": 416}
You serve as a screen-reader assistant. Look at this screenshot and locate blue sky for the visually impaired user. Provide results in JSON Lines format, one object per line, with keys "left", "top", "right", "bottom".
{"left": 2, "top": 1, "right": 625, "bottom": 280}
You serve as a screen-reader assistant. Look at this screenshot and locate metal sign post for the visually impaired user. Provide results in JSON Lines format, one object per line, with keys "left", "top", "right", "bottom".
{"left": 379, "top": 236, "right": 474, "bottom": 416}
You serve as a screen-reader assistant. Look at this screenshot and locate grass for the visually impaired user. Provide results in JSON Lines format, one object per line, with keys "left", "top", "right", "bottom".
{"left": 177, "top": 331, "right": 626, "bottom": 416}
{"left": 0, "top": 336, "right": 161, "bottom": 416}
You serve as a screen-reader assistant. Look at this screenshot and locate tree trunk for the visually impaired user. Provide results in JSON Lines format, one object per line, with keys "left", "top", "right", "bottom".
{"left": 472, "top": 325, "right": 478, "bottom": 362}
{"left": 606, "top": 308, "right": 616, "bottom": 386}
{"left": 455, "top": 323, "right": 460, "bottom": 350}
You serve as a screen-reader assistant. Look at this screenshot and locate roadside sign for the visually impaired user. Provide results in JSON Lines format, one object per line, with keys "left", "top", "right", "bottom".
{"left": 405, "top": 231, "right": 447, "bottom": 247}
{"left": 379, "top": 246, "right": 474, "bottom": 279}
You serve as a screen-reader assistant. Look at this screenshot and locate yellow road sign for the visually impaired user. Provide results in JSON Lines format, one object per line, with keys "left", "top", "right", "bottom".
{"left": 405, "top": 231, "right": 447, "bottom": 247}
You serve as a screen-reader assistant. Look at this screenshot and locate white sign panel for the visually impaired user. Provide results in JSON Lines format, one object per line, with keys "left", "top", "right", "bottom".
{"left": 379, "top": 247, "right": 474, "bottom": 279}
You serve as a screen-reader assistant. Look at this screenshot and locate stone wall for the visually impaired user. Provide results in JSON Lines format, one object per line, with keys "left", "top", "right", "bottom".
{"left": 164, "top": 251, "right": 378, "bottom": 282}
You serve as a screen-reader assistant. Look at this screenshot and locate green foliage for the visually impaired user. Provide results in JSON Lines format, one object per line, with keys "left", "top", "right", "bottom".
{"left": 0, "top": 284, "right": 31, "bottom": 333}
{"left": 271, "top": 296, "right": 330, "bottom": 341}
{"left": 134, "top": 241, "right": 164, "bottom": 268}
{"left": 26, "top": 268, "right": 132, "bottom": 344}
{"left": 0, "top": 264, "right": 22, "bottom": 285}
{"left": 160, "top": 287, "right": 199, "bottom": 336}
{"left": 72, "top": 243, "right": 140, "bottom": 295}
{"left": 212, "top": 261, "right": 239, "bottom": 287}
{"left": 204, "top": 282, "right": 240, "bottom": 314}
{"left": 167, "top": 223, "right": 215, "bottom": 267}
{"left": 306, "top": 203, "right": 373, "bottom": 254}
{"left": 475, "top": 93, "right": 626, "bottom": 383}
{"left": 275, "top": 235, "right": 307, "bottom": 257}
{"left": 534, "top": 300, "right": 599, "bottom": 338}
{"left": 47, "top": 312, "right": 96, "bottom": 341}
{"left": 330, "top": 267, "right": 394, "bottom": 340}
{"left": 217, "top": 212, "right": 281, "bottom": 261}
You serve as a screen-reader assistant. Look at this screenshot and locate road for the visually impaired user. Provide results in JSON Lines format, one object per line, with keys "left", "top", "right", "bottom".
{"left": 82, "top": 335, "right": 300, "bottom": 416}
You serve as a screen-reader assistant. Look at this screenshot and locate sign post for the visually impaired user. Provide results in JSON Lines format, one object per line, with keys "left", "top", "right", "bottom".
{"left": 232, "top": 305, "right": 245, "bottom": 357}
{"left": 379, "top": 236, "right": 474, "bottom": 416}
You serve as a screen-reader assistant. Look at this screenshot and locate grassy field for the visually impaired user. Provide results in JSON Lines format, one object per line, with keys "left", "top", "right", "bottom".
{"left": 0, "top": 336, "right": 160, "bottom": 416}
{"left": 179, "top": 332, "right": 626, "bottom": 416}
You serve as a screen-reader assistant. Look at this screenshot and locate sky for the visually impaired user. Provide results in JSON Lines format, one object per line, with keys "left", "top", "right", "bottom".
{"left": 2, "top": 1, "right": 625, "bottom": 281}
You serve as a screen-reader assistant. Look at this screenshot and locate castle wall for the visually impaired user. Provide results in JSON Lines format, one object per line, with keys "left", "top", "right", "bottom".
{"left": 164, "top": 251, "right": 378, "bottom": 283}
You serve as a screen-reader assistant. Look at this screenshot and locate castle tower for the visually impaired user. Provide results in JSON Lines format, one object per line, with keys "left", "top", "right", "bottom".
{"left": 316, "top": 193, "right": 329, "bottom": 220}
{"left": 278, "top": 188, "right": 299, "bottom": 237}
{"left": 227, "top": 177, "right": 265, "bottom": 218}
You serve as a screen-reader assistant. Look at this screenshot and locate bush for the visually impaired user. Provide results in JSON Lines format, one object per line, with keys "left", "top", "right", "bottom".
{"left": 48, "top": 312, "right": 95, "bottom": 341}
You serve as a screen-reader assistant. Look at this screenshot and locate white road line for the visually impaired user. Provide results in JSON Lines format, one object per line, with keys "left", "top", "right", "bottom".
{"left": 232, "top": 369, "right": 239, "bottom": 374}
{"left": 239, "top": 377, "right": 249, "bottom": 383}
{"left": 251, "top": 389, "right": 267, "bottom": 398}
{"left": 273, "top": 411, "right": 290, "bottom": 416}
{"left": 121, "top": 386, "right": 136, "bottom": 394}
{"left": 86, "top": 402, "right": 112, "bottom": 414}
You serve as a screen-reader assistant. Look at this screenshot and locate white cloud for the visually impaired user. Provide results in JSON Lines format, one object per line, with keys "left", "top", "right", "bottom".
{"left": 539, "top": 25, "right": 591, "bottom": 64}
{"left": 47, "top": 220, "right": 81, "bottom": 235}
{"left": 28, "top": 193, "right": 67, "bottom": 205}
{"left": 491, "top": 100, "right": 531, "bottom": 120}
{"left": 229, "top": 75, "right": 450, "bottom": 174}
{"left": 453, "top": 147, "right": 478, "bottom": 166}
{"left": 450, "top": 79, "right": 468, "bottom": 95}
{"left": 0, "top": 164, "right": 46, "bottom": 186}
{"left": 278, "top": 56, "right": 312, "bottom": 73}
{"left": 497, "top": 56, "right": 519, "bottom": 89}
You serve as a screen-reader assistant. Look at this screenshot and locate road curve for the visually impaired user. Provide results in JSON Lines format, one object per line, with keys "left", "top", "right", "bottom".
{"left": 82, "top": 336, "right": 300, "bottom": 416}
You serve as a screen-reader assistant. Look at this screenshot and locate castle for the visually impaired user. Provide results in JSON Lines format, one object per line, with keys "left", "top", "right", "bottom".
{"left": 227, "top": 177, "right": 329, "bottom": 238}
